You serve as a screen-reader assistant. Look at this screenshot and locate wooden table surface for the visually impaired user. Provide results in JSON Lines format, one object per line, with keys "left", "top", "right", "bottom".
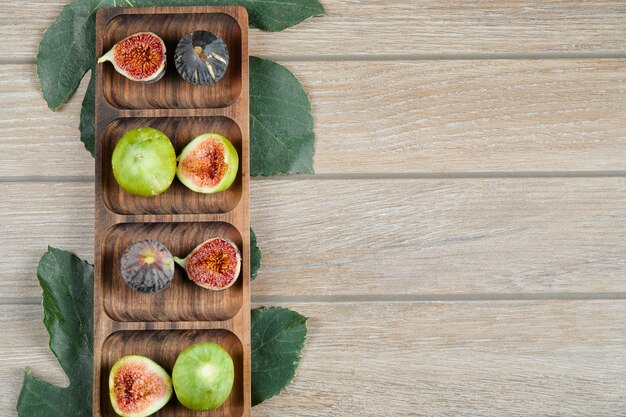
{"left": 1, "top": 1, "right": 625, "bottom": 416}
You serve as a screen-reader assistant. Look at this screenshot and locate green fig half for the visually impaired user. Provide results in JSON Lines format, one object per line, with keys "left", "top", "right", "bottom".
{"left": 112, "top": 127, "right": 177, "bottom": 197}
{"left": 176, "top": 133, "right": 239, "bottom": 194}
{"left": 109, "top": 355, "right": 172, "bottom": 417}
{"left": 172, "top": 342, "right": 235, "bottom": 411}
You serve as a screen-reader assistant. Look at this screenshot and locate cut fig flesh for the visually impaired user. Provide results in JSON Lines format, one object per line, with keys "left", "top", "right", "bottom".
{"left": 120, "top": 240, "right": 175, "bottom": 294}
{"left": 174, "top": 237, "right": 241, "bottom": 290}
{"left": 109, "top": 355, "right": 172, "bottom": 417}
{"left": 98, "top": 32, "right": 166, "bottom": 82}
{"left": 176, "top": 132, "right": 239, "bottom": 194}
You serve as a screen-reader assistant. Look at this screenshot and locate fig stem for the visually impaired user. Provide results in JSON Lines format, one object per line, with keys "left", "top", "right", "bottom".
{"left": 173, "top": 256, "right": 187, "bottom": 269}
{"left": 97, "top": 49, "right": 113, "bottom": 64}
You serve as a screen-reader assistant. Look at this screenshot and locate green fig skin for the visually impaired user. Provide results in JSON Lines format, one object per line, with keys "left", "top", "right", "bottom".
{"left": 112, "top": 127, "right": 177, "bottom": 197}
{"left": 176, "top": 133, "right": 239, "bottom": 194}
{"left": 172, "top": 342, "right": 235, "bottom": 411}
{"left": 109, "top": 355, "right": 173, "bottom": 417}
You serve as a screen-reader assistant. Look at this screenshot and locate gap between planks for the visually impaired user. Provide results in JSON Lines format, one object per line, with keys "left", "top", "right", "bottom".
{"left": 2, "top": 171, "right": 626, "bottom": 183}
{"left": 5, "top": 292, "right": 626, "bottom": 306}
{"left": 2, "top": 51, "right": 626, "bottom": 66}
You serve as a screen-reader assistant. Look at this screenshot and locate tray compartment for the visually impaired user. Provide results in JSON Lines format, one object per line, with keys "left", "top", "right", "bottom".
{"left": 101, "top": 116, "right": 243, "bottom": 215}
{"left": 101, "top": 221, "right": 244, "bottom": 322}
{"left": 101, "top": 12, "right": 242, "bottom": 109}
{"left": 100, "top": 329, "right": 244, "bottom": 417}
{"left": 95, "top": 6, "right": 250, "bottom": 417}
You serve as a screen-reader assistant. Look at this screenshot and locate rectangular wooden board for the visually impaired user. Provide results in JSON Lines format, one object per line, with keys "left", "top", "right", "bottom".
{"left": 94, "top": 6, "right": 250, "bottom": 417}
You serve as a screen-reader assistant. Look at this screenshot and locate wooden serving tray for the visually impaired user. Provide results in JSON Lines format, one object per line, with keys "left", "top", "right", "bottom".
{"left": 93, "top": 6, "right": 250, "bottom": 417}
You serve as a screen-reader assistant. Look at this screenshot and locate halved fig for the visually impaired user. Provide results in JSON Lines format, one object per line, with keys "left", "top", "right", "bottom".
{"left": 98, "top": 32, "right": 166, "bottom": 82}
{"left": 109, "top": 355, "right": 172, "bottom": 417}
{"left": 175, "top": 30, "right": 229, "bottom": 85}
{"left": 112, "top": 127, "right": 177, "bottom": 197}
{"left": 120, "top": 240, "right": 174, "bottom": 294}
{"left": 174, "top": 237, "right": 241, "bottom": 290}
{"left": 176, "top": 133, "right": 239, "bottom": 194}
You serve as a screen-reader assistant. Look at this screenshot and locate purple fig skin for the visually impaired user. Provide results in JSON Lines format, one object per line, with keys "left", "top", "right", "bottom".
{"left": 120, "top": 240, "right": 175, "bottom": 294}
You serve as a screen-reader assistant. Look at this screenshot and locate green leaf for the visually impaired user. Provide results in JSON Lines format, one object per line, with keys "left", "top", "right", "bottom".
{"left": 38, "top": 0, "right": 324, "bottom": 110}
{"left": 235, "top": 0, "right": 324, "bottom": 32}
{"left": 37, "top": 0, "right": 98, "bottom": 110}
{"left": 250, "top": 227, "right": 261, "bottom": 282}
{"left": 17, "top": 247, "right": 94, "bottom": 417}
{"left": 250, "top": 56, "right": 315, "bottom": 175}
{"left": 18, "top": 248, "right": 307, "bottom": 412}
{"left": 251, "top": 306, "right": 308, "bottom": 405}
{"left": 79, "top": 69, "right": 96, "bottom": 156}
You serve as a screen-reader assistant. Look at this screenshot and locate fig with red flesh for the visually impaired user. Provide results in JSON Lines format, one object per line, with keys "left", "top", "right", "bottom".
{"left": 98, "top": 32, "right": 166, "bottom": 82}
{"left": 176, "top": 133, "right": 239, "bottom": 194}
{"left": 120, "top": 240, "right": 174, "bottom": 294}
{"left": 109, "top": 355, "right": 172, "bottom": 417}
{"left": 174, "top": 237, "right": 241, "bottom": 290}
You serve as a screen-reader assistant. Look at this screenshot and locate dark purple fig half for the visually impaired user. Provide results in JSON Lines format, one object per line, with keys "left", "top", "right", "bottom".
{"left": 98, "top": 32, "right": 166, "bottom": 83}
{"left": 174, "top": 237, "right": 241, "bottom": 290}
{"left": 174, "top": 30, "right": 229, "bottom": 86}
{"left": 120, "top": 240, "right": 174, "bottom": 294}
{"left": 109, "top": 355, "right": 172, "bottom": 417}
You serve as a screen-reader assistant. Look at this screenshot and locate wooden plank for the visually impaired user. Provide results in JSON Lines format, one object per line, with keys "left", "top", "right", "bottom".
{"left": 1, "top": 59, "right": 626, "bottom": 177}
{"left": 2, "top": 300, "right": 625, "bottom": 416}
{"left": 1, "top": 1, "right": 626, "bottom": 59}
{"left": 0, "top": 182, "right": 94, "bottom": 300}
{"left": 2, "top": 178, "right": 626, "bottom": 300}
{"left": 0, "top": 304, "right": 69, "bottom": 417}
{"left": 0, "top": 65, "right": 93, "bottom": 176}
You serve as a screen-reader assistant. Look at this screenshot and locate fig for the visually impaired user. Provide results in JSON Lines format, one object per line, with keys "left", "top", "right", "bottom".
{"left": 109, "top": 355, "right": 172, "bottom": 417}
{"left": 174, "top": 30, "right": 229, "bottom": 85}
{"left": 176, "top": 133, "right": 239, "bottom": 194}
{"left": 120, "top": 240, "right": 174, "bottom": 294}
{"left": 98, "top": 32, "right": 166, "bottom": 82}
{"left": 172, "top": 342, "right": 235, "bottom": 411}
{"left": 112, "top": 127, "right": 177, "bottom": 197}
{"left": 174, "top": 237, "right": 241, "bottom": 290}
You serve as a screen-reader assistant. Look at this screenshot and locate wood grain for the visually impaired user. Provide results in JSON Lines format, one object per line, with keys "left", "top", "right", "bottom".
{"left": 2, "top": 301, "right": 625, "bottom": 417}
{"left": 0, "top": 64, "right": 93, "bottom": 176}
{"left": 1, "top": 1, "right": 626, "bottom": 59}
{"left": 100, "top": 330, "right": 245, "bottom": 417}
{"left": 100, "top": 12, "right": 242, "bottom": 109}
{"left": 2, "top": 178, "right": 626, "bottom": 301}
{"left": 2, "top": 2, "right": 625, "bottom": 416}
{"left": 101, "top": 117, "right": 243, "bottom": 214}
{"left": 101, "top": 222, "right": 245, "bottom": 322}
{"left": 93, "top": 7, "right": 251, "bottom": 417}
{"left": 1, "top": 59, "right": 625, "bottom": 177}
